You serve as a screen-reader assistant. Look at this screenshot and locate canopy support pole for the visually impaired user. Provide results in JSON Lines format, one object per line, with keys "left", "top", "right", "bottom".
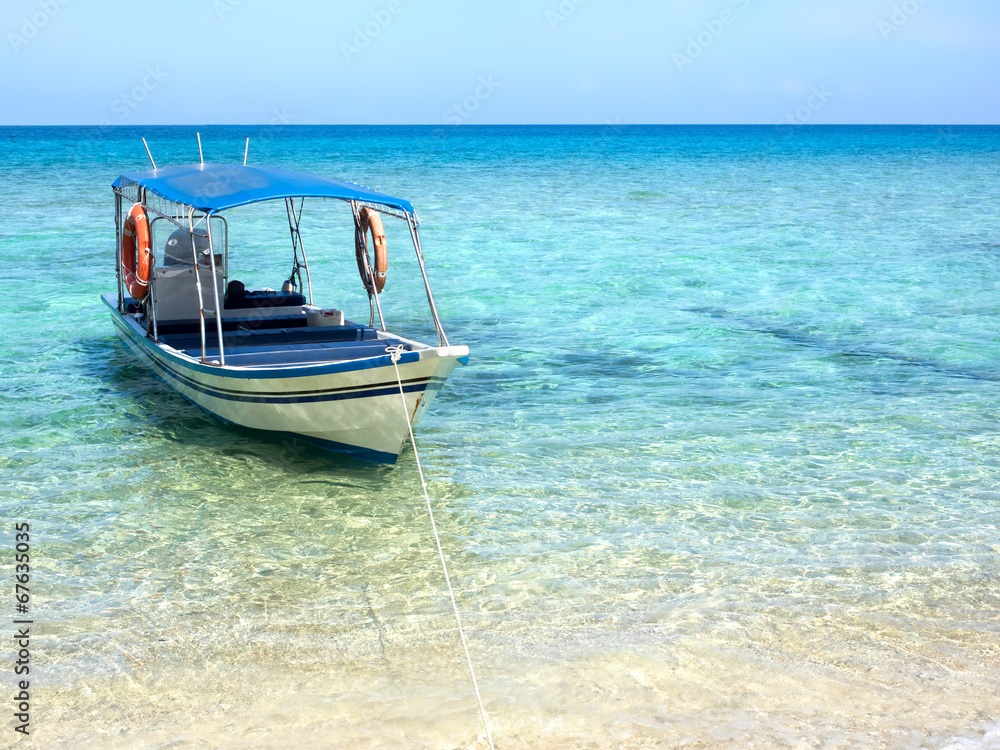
{"left": 285, "top": 198, "right": 314, "bottom": 305}
{"left": 115, "top": 192, "right": 124, "bottom": 312}
{"left": 205, "top": 214, "right": 226, "bottom": 366}
{"left": 190, "top": 210, "right": 208, "bottom": 363}
{"left": 407, "top": 216, "right": 448, "bottom": 347}
{"left": 188, "top": 209, "right": 225, "bottom": 365}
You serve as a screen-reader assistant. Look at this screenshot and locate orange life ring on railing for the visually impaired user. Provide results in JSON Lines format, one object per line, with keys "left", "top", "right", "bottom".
{"left": 356, "top": 206, "right": 387, "bottom": 294}
{"left": 122, "top": 203, "right": 153, "bottom": 300}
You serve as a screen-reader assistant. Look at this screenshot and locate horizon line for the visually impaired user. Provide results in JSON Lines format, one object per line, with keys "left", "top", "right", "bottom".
{"left": 1, "top": 123, "right": 998, "bottom": 128}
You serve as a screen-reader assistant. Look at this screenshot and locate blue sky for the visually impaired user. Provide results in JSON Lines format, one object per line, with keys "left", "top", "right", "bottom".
{"left": 2, "top": 0, "right": 998, "bottom": 125}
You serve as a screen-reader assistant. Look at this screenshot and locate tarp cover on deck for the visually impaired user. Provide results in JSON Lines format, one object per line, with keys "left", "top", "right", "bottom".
{"left": 112, "top": 163, "right": 414, "bottom": 215}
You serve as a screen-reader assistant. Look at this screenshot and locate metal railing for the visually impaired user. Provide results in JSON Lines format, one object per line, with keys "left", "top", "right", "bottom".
{"left": 186, "top": 207, "right": 226, "bottom": 366}
{"left": 113, "top": 183, "right": 447, "bottom": 362}
{"left": 285, "top": 197, "right": 314, "bottom": 305}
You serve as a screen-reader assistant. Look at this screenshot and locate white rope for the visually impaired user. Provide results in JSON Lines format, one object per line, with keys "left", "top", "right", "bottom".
{"left": 385, "top": 344, "right": 496, "bottom": 750}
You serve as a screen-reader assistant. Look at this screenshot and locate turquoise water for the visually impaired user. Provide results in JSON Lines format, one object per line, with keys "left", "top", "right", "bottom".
{"left": 2, "top": 125, "right": 999, "bottom": 748}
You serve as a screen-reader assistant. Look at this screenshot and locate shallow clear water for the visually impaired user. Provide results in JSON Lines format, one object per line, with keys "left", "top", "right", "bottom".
{"left": 1, "top": 125, "right": 999, "bottom": 748}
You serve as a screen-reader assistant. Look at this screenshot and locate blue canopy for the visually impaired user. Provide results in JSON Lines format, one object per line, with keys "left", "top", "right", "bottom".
{"left": 112, "top": 163, "right": 414, "bottom": 215}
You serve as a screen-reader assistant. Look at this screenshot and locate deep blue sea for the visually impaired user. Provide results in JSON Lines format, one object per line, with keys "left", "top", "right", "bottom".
{"left": 1, "top": 125, "right": 999, "bottom": 749}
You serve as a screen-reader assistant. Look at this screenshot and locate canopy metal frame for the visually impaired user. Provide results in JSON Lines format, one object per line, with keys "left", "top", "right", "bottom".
{"left": 112, "top": 177, "right": 450, "bottom": 366}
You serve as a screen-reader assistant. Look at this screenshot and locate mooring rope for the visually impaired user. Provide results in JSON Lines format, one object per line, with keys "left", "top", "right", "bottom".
{"left": 385, "top": 344, "right": 496, "bottom": 750}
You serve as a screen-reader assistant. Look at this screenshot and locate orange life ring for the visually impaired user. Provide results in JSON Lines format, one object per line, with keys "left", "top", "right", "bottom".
{"left": 356, "top": 206, "right": 387, "bottom": 293}
{"left": 122, "top": 203, "right": 153, "bottom": 300}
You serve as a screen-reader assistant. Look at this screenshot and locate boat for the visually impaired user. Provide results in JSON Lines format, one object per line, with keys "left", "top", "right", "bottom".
{"left": 104, "top": 150, "right": 468, "bottom": 464}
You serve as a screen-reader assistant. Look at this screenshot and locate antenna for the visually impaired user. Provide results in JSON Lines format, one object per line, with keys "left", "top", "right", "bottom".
{"left": 243, "top": 137, "right": 249, "bottom": 166}
{"left": 142, "top": 138, "right": 157, "bottom": 170}
{"left": 197, "top": 131, "right": 204, "bottom": 164}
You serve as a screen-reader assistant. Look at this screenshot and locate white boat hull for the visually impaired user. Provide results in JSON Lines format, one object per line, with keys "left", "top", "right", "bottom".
{"left": 105, "top": 297, "right": 465, "bottom": 463}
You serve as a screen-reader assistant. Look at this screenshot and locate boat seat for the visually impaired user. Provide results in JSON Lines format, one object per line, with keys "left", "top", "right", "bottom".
{"left": 157, "top": 323, "right": 380, "bottom": 351}
{"left": 153, "top": 316, "right": 308, "bottom": 336}
{"left": 191, "top": 339, "right": 409, "bottom": 366}
{"left": 224, "top": 291, "right": 306, "bottom": 310}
